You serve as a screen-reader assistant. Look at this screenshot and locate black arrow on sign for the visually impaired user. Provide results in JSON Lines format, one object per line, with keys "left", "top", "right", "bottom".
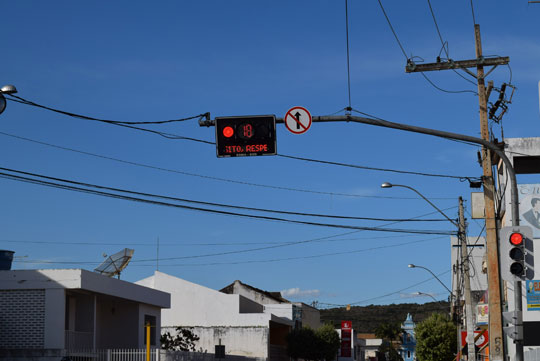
{"left": 294, "top": 112, "right": 302, "bottom": 130}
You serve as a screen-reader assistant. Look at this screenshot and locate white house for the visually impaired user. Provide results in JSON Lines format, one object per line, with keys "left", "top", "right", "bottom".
{"left": 136, "top": 271, "right": 293, "bottom": 361}
{"left": 357, "top": 333, "right": 383, "bottom": 361}
{"left": 0, "top": 269, "right": 170, "bottom": 361}
{"left": 220, "top": 280, "right": 321, "bottom": 329}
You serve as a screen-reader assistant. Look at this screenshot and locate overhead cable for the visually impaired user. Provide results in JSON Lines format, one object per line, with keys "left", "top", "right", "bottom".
{"left": 6, "top": 95, "right": 213, "bottom": 144}
{"left": 376, "top": 0, "right": 477, "bottom": 95}
{"left": 0, "top": 169, "right": 457, "bottom": 236}
{"left": 0, "top": 130, "right": 476, "bottom": 185}
{"left": 0, "top": 166, "right": 448, "bottom": 222}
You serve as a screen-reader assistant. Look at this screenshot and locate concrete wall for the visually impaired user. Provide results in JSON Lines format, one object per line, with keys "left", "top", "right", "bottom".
{"left": 44, "top": 288, "right": 65, "bottom": 349}
{"left": 163, "top": 326, "right": 270, "bottom": 359}
{"left": 263, "top": 303, "right": 292, "bottom": 320}
{"left": 239, "top": 294, "right": 265, "bottom": 313}
{"left": 136, "top": 271, "right": 272, "bottom": 327}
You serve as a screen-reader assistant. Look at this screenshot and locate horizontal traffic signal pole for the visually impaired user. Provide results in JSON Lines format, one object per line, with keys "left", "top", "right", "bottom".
{"left": 201, "top": 113, "right": 520, "bottom": 226}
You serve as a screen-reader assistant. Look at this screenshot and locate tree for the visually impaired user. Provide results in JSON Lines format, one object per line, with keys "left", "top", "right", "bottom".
{"left": 375, "top": 322, "right": 403, "bottom": 361}
{"left": 415, "top": 313, "right": 457, "bottom": 361}
{"left": 286, "top": 324, "right": 340, "bottom": 361}
{"left": 160, "top": 327, "right": 200, "bottom": 351}
{"left": 315, "top": 323, "right": 341, "bottom": 361}
{"left": 286, "top": 327, "right": 317, "bottom": 360}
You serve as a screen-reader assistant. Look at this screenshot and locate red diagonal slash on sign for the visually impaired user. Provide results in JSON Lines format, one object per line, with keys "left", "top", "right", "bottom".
{"left": 286, "top": 110, "right": 308, "bottom": 130}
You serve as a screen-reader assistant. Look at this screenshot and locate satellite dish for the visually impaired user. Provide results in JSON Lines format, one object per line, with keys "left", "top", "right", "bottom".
{"left": 94, "top": 248, "right": 134, "bottom": 279}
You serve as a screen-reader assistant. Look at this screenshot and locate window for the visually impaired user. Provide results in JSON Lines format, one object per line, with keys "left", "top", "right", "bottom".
{"left": 144, "top": 315, "right": 156, "bottom": 346}
{"left": 408, "top": 351, "right": 411, "bottom": 359}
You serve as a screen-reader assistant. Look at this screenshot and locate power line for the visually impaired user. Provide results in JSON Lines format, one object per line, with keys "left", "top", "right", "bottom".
{"left": 376, "top": 0, "right": 408, "bottom": 59}
{"left": 277, "top": 153, "right": 472, "bottom": 184}
{"left": 0, "top": 166, "right": 448, "bottom": 222}
{"left": 470, "top": 0, "right": 477, "bottom": 26}
{"left": 6, "top": 95, "right": 213, "bottom": 144}
{"left": 15, "top": 208, "right": 456, "bottom": 267}
{"left": 6, "top": 94, "right": 208, "bottom": 125}
{"left": 6, "top": 208, "right": 456, "bottom": 253}
{"left": 426, "top": 0, "right": 478, "bottom": 87}
{"left": 7, "top": 94, "right": 478, "bottom": 182}
{"left": 348, "top": 270, "right": 451, "bottom": 306}
{"left": 0, "top": 233, "right": 429, "bottom": 247}
{"left": 130, "top": 236, "right": 447, "bottom": 267}
{"left": 0, "top": 168, "right": 457, "bottom": 236}
{"left": 419, "top": 72, "right": 477, "bottom": 95}
{"left": 318, "top": 269, "right": 452, "bottom": 307}
{"left": 17, "top": 235, "right": 446, "bottom": 266}
{"left": 376, "top": 0, "right": 477, "bottom": 95}
{"left": 0, "top": 130, "right": 477, "bottom": 188}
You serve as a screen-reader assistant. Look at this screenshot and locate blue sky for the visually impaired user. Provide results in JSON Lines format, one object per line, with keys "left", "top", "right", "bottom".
{"left": 1, "top": 1, "right": 539, "bottom": 308}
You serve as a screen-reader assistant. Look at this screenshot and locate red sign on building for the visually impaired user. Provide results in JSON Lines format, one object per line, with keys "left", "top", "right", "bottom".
{"left": 341, "top": 321, "right": 352, "bottom": 357}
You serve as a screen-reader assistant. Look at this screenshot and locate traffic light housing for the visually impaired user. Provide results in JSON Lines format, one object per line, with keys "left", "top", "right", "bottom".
{"left": 499, "top": 225, "right": 534, "bottom": 281}
{"left": 215, "top": 115, "right": 276, "bottom": 157}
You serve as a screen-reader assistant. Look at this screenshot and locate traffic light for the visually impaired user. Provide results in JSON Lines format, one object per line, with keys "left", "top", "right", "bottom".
{"left": 499, "top": 226, "right": 534, "bottom": 281}
{"left": 215, "top": 115, "right": 276, "bottom": 158}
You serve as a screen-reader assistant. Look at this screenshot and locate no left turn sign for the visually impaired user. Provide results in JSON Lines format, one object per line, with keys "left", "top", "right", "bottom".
{"left": 284, "top": 106, "right": 312, "bottom": 134}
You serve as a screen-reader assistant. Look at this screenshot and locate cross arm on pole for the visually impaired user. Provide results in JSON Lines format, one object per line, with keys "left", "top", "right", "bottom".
{"left": 405, "top": 57, "right": 509, "bottom": 74}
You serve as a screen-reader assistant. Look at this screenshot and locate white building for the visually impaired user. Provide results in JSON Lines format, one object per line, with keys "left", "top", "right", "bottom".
{"left": 220, "top": 279, "right": 321, "bottom": 329}
{"left": 0, "top": 269, "right": 170, "bottom": 361}
{"left": 136, "top": 271, "right": 292, "bottom": 361}
{"left": 357, "top": 333, "right": 383, "bottom": 361}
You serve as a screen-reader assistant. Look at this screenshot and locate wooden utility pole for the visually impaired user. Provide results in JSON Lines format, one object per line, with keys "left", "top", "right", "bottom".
{"left": 459, "top": 197, "right": 476, "bottom": 361}
{"left": 405, "top": 24, "right": 509, "bottom": 361}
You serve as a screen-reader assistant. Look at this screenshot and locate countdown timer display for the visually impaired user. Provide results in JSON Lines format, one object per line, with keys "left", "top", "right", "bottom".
{"left": 215, "top": 115, "right": 276, "bottom": 157}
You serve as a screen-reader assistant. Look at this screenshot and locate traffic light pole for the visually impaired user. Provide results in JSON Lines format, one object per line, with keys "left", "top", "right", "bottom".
{"left": 201, "top": 114, "right": 520, "bottom": 225}
{"left": 202, "top": 111, "right": 523, "bottom": 359}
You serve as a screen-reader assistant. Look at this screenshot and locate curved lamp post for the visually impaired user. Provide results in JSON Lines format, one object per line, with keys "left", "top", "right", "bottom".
{"left": 0, "top": 85, "right": 18, "bottom": 115}
{"left": 415, "top": 291, "right": 438, "bottom": 302}
{"left": 380, "top": 182, "right": 458, "bottom": 227}
{"left": 408, "top": 264, "right": 454, "bottom": 296}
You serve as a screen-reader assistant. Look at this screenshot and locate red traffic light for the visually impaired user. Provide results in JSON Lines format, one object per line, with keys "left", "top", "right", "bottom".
{"left": 510, "top": 232, "right": 524, "bottom": 246}
{"left": 223, "top": 126, "right": 234, "bottom": 138}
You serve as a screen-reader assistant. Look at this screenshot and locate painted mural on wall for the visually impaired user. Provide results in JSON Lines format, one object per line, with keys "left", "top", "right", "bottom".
{"left": 518, "top": 184, "right": 540, "bottom": 238}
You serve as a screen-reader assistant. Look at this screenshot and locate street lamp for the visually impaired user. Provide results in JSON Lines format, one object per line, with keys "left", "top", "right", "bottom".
{"left": 408, "top": 264, "right": 454, "bottom": 296}
{"left": 415, "top": 291, "right": 438, "bottom": 302}
{"left": 0, "top": 84, "right": 18, "bottom": 115}
{"left": 384, "top": 181, "right": 475, "bottom": 359}
{"left": 380, "top": 182, "right": 458, "bottom": 227}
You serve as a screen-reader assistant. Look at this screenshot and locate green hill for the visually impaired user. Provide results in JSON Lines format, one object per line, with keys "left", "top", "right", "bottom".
{"left": 320, "top": 302, "right": 450, "bottom": 333}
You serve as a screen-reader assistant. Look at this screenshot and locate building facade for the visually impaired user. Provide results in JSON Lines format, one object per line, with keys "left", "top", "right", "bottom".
{"left": 137, "top": 271, "right": 292, "bottom": 361}
{"left": 0, "top": 269, "right": 170, "bottom": 361}
{"left": 220, "top": 279, "right": 321, "bottom": 329}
